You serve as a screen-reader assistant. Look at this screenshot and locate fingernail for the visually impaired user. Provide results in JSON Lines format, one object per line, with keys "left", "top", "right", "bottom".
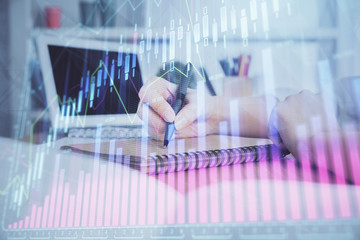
{"left": 175, "top": 118, "right": 187, "bottom": 130}
{"left": 164, "top": 110, "right": 175, "bottom": 122}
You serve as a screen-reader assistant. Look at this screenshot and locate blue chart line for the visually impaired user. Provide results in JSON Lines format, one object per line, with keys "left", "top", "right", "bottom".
{"left": 1, "top": 0, "right": 209, "bottom": 204}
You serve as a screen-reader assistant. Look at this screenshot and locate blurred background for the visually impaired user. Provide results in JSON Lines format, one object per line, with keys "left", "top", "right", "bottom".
{"left": 0, "top": 0, "right": 359, "bottom": 138}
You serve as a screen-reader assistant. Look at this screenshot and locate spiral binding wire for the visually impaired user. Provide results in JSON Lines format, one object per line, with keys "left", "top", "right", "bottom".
{"left": 147, "top": 144, "right": 273, "bottom": 175}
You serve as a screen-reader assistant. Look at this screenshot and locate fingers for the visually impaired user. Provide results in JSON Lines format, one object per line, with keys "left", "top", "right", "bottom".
{"left": 138, "top": 77, "right": 177, "bottom": 122}
{"left": 137, "top": 76, "right": 207, "bottom": 140}
{"left": 175, "top": 121, "right": 210, "bottom": 138}
{"left": 273, "top": 90, "right": 336, "bottom": 158}
{"left": 174, "top": 102, "right": 198, "bottom": 130}
{"left": 152, "top": 97, "right": 176, "bottom": 122}
{"left": 137, "top": 104, "right": 168, "bottom": 138}
{"left": 175, "top": 124, "right": 198, "bottom": 138}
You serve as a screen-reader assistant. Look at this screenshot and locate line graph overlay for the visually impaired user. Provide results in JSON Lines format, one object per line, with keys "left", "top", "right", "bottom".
{"left": 2, "top": 0, "right": 256, "bottom": 224}
{"left": 0, "top": 60, "right": 206, "bottom": 203}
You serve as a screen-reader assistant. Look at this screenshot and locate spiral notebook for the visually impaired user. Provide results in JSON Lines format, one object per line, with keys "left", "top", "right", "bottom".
{"left": 61, "top": 135, "right": 274, "bottom": 174}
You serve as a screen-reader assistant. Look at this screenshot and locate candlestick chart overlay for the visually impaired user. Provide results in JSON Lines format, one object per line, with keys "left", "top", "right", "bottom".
{"left": 1, "top": 0, "right": 360, "bottom": 239}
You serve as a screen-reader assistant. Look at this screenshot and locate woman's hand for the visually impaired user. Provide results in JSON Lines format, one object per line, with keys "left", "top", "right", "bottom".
{"left": 271, "top": 90, "right": 340, "bottom": 159}
{"left": 137, "top": 76, "right": 221, "bottom": 140}
{"left": 271, "top": 90, "right": 360, "bottom": 182}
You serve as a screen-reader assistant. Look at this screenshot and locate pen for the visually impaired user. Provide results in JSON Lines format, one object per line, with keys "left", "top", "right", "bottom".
{"left": 201, "top": 67, "right": 217, "bottom": 96}
{"left": 163, "top": 63, "right": 192, "bottom": 148}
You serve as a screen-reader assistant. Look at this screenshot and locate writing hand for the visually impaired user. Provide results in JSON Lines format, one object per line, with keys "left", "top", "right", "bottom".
{"left": 137, "top": 76, "right": 220, "bottom": 140}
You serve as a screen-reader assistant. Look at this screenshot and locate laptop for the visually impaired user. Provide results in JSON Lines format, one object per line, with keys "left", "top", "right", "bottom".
{"left": 37, "top": 35, "right": 144, "bottom": 139}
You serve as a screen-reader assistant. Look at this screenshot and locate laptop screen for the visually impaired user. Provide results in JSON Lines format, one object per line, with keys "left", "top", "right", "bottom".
{"left": 48, "top": 45, "right": 143, "bottom": 116}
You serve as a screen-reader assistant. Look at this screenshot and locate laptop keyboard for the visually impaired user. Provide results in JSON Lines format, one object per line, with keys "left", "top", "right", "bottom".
{"left": 68, "top": 126, "right": 144, "bottom": 139}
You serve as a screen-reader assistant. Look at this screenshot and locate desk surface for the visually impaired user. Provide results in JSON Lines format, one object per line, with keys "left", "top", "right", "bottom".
{"left": 1, "top": 136, "right": 360, "bottom": 239}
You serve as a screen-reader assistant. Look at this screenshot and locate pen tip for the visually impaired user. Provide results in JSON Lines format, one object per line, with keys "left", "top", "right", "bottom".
{"left": 163, "top": 140, "right": 169, "bottom": 148}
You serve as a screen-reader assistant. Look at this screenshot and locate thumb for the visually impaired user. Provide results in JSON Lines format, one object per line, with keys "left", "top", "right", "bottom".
{"left": 174, "top": 103, "right": 198, "bottom": 130}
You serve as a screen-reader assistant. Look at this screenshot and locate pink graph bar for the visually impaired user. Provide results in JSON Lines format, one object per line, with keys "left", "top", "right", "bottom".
{"left": 286, "top": 159, "right": 302, "bottom": 220}
{"left": 104, "top": 164, "right": 114, "bottom": 226}
{"left": 157, "top": 173, "right": 166, "bottom": 225}
{"left": 111, "top": 166, "right": 122, "bottom": 226}
{"left": 221, "top": 166, "right": 232, "bottom": 223}
{"left": 258, "top": 161, "right": 272, "bottom": 221}
{"left": 67, "top": 195, "right": 75, "bottom": 227}
{"left": 8, "top": 224, "right": 11, "bottom": 229}
{"left": 300, "top": 143, "right": 318, "bottom": 220}
{"left": 120, "top": 167, "right": 130, "bottom": 226}
{"left": 271, "top": 152, "right": 287, "bottom": 221}
{"left": 187, "top": 169, "right": 197, "bottom": 224}
{"left": 138, "top": 170, "right": 148, "bottom": 225}
{"left": 233, "top": 164, "right": 245, "bottom": 222}
{"left": 343, "top": 129, "right": 360, "bottom": 183}
{"left": 41, "top": 195, "right": 50, "bottom": 228}
{"left": 147, "top": 170, "right": 156, "bottom": 225}
{"left": 345, "top": 130, "right": 360, "bottom": 216}
{"left": 47, "top": 164, "right": 60, "bottom": 228}
{"left": 129, "top": 171, "right": 139, "bottom": 226}
{"left": 13, "top": 222, "right": 17, "bottom": 229}
{"left": 35, "top": 207, "right": 42, "bottom": 228}
{"left": 19, "top": 220, "right": 23, "bottom": 229}
{"left": 198, "top": 168, "right": 208, "bottom": 223}
{"left": 330, "top": 136, "right": 351, "bottom": 218}
{"left": 74, "top": 171, "right": 84, "bottom": 227}
{"left": 246, "top": 163, "right": 258, "bottom": 222}
{"left": 315, "top": 148, "right": 331, "bottom": 183}
{"left": 329, "top": 137, "right": 347, "bottom": 184}
{"left": 30, "top": 204, "right": 36, "bottom": 228}
{"left": 313, "top": 138, "right": 334, "bottom": 219}
{"left": 61, "top": 182, "right": 70, "bottom": 227}
{"left": 167, "top": 172, "right": 175, "bottom": 225}
{"left": 96, "top": 165, "right": 107, "bottom": 227}
{"left": 89, "top": 160, "right": 100, "bottom": 227}
{"left": 24, "top": 216, "right": 29, "bottom": 229}
{"left": 176, "top": 171, "right": 185, "bottom": 224}
{"left": 337, "top": 184, "right": 351, "bottom": 218}
{"left": 81, "top": 173, "right": 91, "bottom": 227}
{"left": 208, "top": 167, "right": 220, "bottom": 223}
{"left": 54, "top": 169, "right": 65, "bottom": 228}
